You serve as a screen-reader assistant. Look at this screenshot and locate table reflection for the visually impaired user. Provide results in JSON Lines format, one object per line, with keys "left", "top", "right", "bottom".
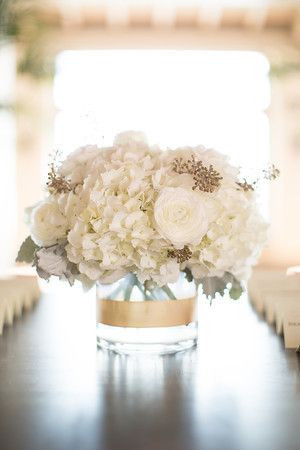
{"left": 1, "top": 286, "right": 300, "bottom": 450}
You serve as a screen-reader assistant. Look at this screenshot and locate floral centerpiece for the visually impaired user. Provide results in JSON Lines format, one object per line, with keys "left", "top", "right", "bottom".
{"left": 17, "top": 131, "right": 276, "bottom": 354}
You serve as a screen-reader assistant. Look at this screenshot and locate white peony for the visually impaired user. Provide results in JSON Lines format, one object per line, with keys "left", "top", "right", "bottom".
{"left": 30, "top": 201, "right": 68, "bottom": 247}
{"left": 154, "top": 187, "right": 208, "bottom": 248}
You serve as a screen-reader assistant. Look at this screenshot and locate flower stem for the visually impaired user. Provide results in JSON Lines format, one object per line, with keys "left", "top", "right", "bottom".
{"left": 161, "top": 285, "right": 177, "bottom": 300}
{"left": 132, "top": 276, "right": 153, "bottom": 300}
{"left": 123, "top": 274, "right": 135, "bottom": 301}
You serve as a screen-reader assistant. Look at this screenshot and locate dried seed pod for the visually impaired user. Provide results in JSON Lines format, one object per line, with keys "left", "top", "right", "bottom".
{"left": 173, "top": 155, "right": 223, "bottom": 193}
{"left": 167, "top": 246, "right": 192, "bottom": 263}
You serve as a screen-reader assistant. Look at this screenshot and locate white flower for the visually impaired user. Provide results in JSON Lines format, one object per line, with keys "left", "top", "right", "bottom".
{"left": 187, "top": 187, "right": 268, "bottom": 281}
{"left": 154, "top": 187, "right": 208, "bottom": 248}
{"left": 57, "top": 187, "right": 88, "bottom": 229}
{"left": 79, "top": 261, "right": 103, "bottom": 280}
{"left": 99, "top": 269, "right": 129, "bottom": 284}
{"left": 59, "top": 145, "right": 101, "bottom": 184}
{"left": 155, "top": 260, "right": 180, "bottom": 286}
{"left": 30, "top": 201, "right": 68, "bottom": 247}
{"left": 114, "top": 130, "right": 148, "bottom": 148}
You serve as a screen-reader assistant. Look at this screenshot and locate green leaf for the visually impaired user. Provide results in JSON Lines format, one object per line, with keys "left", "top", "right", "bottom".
{"left": 161, "top": 285, "right": 177, "bottom": 300}
{"left": 224, "top": 272, "right": 243, "bottom": 300}
{"left": 77, "top": 275, "right": 95, "bottom": 292}
{"left": 183, "top": 268, "right": 193, "bottom": 283}
{"left": 16, "top": 236, "right": 39, "bottom": 263}
{"left": 123, "top": 274, "right": 135, "bottom": 301}
{"left": 229, "top": 285, "right": 243, "bottom": 300}
{"left": 199, "top": 272, "right": 244, "bottom": 301}
{"left": 134, "top": 279, "right": 153, "bottom": 300}
{"left": 200, "top": 276, "right": 227, "bottom": 299}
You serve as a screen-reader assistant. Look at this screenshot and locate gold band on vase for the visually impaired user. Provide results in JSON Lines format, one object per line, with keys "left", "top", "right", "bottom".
{"left": 97, "top": 297, "right": 197, "bottom": 328}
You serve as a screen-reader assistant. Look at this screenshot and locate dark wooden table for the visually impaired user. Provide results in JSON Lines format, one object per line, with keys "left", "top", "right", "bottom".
{"left": 1, "top": 286, "right": 300, "bottom": 450}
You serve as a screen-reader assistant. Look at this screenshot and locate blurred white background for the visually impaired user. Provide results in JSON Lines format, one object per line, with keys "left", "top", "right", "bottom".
{"left": 1, "top": 0, "right": 300, "bottom": 271}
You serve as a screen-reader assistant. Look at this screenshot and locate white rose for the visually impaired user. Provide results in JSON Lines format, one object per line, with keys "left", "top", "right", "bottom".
{"left": 154, "top": 187, "right": 208, "bottom": 248}
{"left": 30, "top": 201, "right": 68, "bottom": 247}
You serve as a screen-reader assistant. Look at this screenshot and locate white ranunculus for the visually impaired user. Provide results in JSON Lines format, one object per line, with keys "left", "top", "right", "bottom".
{"left": 154, "top": 187, "right": 208, "bottom": 248}
{"left": 30, "top": 201, "right": 68, "bottom": 247}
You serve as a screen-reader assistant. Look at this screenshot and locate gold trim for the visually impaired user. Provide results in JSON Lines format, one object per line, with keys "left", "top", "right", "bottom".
{"left": 97, "top": 297, "right": 197, "bottom": 328}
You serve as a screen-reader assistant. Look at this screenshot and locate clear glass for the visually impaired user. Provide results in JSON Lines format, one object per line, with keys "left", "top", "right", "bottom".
{"left": 96, "top": 274, "right": 198, "bottom": 355}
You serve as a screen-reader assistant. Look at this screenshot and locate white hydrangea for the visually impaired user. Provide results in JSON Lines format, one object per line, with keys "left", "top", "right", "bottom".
{"left": 59, "top": 144, "right": 107, "bottom": 184}
{"left": 185, "top": 187, "right": 268, "bottom": 282}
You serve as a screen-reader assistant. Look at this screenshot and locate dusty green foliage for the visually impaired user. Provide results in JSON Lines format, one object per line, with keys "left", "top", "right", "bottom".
{"left": 270, "top": 62, "right": 300, "bottom": 78}
{"left": 0, "top": 0, "right": 55, "bottom": 80}
{"left": 199, "top": 272, "right": 243, "bottom": 300}
{"left": 183, "top": 268, "right": 193, "bottom": 283}
{"left": 16, "top": 235, "right": 38, "bottom": 263}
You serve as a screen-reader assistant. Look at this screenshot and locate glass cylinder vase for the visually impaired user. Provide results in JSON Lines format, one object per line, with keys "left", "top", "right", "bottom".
{"left": 96, "top": 273, "right": 198, "bottom": 355}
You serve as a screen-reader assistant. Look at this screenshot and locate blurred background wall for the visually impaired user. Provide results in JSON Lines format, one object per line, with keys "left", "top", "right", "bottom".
{"left": 1, "top": 0, "right": 300, "bottom": 272}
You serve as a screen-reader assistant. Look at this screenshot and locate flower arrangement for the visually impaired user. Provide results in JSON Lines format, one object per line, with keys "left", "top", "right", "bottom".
{"left": 17, "top": 131, "right": 276, "bottom": 299}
